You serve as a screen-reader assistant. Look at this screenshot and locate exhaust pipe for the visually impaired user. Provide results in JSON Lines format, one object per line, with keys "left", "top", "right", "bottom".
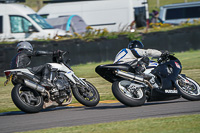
{"left": 115, "top": 70, "right": 153, "bottom": 88}
{"left": 115, "top": 70, "right": 144, "bottom": 81}
{"left": 24, "top": 79, "right": 45, "bottom": 93}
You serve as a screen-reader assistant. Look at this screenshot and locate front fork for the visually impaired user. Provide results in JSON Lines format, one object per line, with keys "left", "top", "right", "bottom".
{"left": 72, "top": 74, "right": 90, "bottom": 89}
{"left": 72, "top": 74, "right": 95, "bottom": 99}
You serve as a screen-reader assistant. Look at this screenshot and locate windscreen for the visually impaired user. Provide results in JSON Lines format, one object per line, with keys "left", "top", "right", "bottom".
{"left": 10, "top": 15, "right": 33, "bottom": 33}
{"left": 28, "top": 14, "right": 53, "bottom": 29}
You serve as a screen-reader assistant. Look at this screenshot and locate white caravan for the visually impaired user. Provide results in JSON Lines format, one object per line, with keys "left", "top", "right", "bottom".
{"left": 38, "top": 0, "right": 149, "bottom": 32}
{"left": 159, "top": 1, "right": 200, "bottom": 24}
{"left": 0, "top": 3, "right": 66, "bottom": 42}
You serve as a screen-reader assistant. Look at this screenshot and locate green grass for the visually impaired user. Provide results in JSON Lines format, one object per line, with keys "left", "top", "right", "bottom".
{"left": 175, "top": 50, "right": 200, "bottom": 70}
{"left": 18, "top": 114, "right": 200, "bottom": 133}
{"left": 0, "top": 50, "right": 200, "bottom": 113}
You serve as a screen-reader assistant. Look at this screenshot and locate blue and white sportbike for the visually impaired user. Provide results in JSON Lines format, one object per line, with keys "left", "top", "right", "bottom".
{"left": 96, "top": 53, "right": 200, "bottom": 107}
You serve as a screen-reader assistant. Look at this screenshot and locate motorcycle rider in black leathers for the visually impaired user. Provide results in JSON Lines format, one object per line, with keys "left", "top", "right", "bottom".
{"left": 10, "top": 41, "right": 59, "bottom": 88}
{"left": 114, "top": 40, "right": 168, "bottom": 79}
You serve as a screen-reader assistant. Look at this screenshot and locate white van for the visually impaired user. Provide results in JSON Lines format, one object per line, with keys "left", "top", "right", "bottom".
{"left": 38, "top": 0, "right": 149, "bottom": 32}
{"left": 0, "top": 3, "right": 66, "bottom": 42}
{"left": 159, "top": 1, "right": 200, "bottom": 24}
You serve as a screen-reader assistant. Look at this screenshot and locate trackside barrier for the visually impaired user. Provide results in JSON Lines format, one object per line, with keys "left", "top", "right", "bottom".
{"left": 0, "top": 26, "right": 200, "bottom": 76}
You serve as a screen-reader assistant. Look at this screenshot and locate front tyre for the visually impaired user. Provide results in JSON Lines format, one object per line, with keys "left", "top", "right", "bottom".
{"left": 112, "top": 80, "right": 146, "bottom": 107}
{"left": 176, "top": 75, "right": 200, "bottom": 101}
{"left": 72, "top": 81, "right": 100, "bottom": 107}
{"left": 11, "top": 84, "right": 44, "bottom": 113}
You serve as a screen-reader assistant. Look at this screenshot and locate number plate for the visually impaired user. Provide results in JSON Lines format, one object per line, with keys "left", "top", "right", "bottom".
{"left": 4, "top": 75, "right": 13, "bottom": 86}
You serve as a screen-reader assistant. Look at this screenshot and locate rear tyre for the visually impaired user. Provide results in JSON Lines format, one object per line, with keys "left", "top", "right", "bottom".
{"left": 11, "top": 84, "right": 43, "bottom": 113}
{"left": 72, "top": 81, "right": 100, "bottom": 107}
{"left": 112, "top": 80, "right": 146, "bottom": 107}
{"left": 176, "top": 75, "right": 200, "bottom": 101}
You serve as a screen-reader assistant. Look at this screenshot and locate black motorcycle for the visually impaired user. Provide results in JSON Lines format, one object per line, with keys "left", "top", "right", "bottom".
{"left": 95, "top": 53, "right": 200, "bottom": 106}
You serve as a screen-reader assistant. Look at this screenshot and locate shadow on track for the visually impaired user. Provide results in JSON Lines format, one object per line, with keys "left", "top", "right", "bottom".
{"left": 0, "top": 106, "right": 78, "bottom": 116}
{"left": 144, "top": 98, "right": 188, "bottom": 106}
{"left": 0, "top": 98, "right": 189, "bottom": 116}
{"left": 82, "top": 98, "right": 189, "bottom": 110}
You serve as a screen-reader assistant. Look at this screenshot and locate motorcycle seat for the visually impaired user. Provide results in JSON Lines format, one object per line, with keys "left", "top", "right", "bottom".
{"left": 96, "top": 64, "right": 135, "bottom": 73}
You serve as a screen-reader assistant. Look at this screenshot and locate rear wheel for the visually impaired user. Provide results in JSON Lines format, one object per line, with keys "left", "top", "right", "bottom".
{"left": 176, "top": 75, "right": 200, "bottom": 101}
{"left": 112, "top": 80, "right": 146, "bottom": 107}
{"left": 72, "top": 81, "right": 100, "bottom": 107}
{"left": 11, "top": 84, "right": 43, "bottom": 113}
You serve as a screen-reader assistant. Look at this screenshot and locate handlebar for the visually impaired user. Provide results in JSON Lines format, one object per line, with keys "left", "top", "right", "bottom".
{"left": 157, "top": 53, "right": 174, "bottom": 63}
{"left": 53, "top": 50, "right": 70, "bottom": 63}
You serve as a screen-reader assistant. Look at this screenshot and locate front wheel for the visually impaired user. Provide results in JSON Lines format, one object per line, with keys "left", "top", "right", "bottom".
{"left": 112, "top": 80, "right": 146, "bottom": 107}
{"left": 176, "top": 75, "right": 200, "bottom": 101}
{"left": 11, "top": 84, "right": 44, "bottom": 113}
{"left": 72, "top": 81, "right": 100, "bottom": 107}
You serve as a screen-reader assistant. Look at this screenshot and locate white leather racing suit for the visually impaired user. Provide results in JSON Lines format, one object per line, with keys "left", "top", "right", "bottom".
{"left": 114, "top": 48, "right": 162, "bottom": 67}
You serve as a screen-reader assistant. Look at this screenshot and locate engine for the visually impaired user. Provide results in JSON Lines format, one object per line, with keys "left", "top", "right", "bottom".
{"left": 56, "top": 77, "right": 70, "bottom": 91}
{"left": 50, "top": 73, "right": 71, "bottom": 104}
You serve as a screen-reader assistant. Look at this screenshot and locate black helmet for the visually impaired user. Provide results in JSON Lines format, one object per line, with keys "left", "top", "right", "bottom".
{"left": 128, "top": 40, "right": 144, "bottom": 50}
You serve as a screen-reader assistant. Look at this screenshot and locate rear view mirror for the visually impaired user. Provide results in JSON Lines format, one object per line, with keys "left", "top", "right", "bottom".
{"left": 28, "top": 26, "right": 38, "bottom": 33}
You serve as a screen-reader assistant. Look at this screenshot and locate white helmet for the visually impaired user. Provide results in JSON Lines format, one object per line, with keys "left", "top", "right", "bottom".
{"left": 17, "top": 41, "right": 33, "bottom": 52}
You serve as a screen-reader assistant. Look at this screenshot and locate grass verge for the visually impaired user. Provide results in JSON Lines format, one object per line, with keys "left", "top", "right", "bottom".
{"left": 18, "top": 114, "right": 200, "bottom": 133}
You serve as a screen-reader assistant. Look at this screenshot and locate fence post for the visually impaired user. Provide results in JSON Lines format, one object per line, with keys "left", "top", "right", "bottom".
{"left": 37, "top": 0, "right": 42, "bottom": 11}
{"left": 157, "top": 0, "right": 160, "bottom": 8}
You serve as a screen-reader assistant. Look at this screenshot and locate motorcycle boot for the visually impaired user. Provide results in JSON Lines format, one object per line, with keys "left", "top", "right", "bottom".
{"left": 133, "top": 56, "right": 151, "bottom": 79}
{"left": 134, "top": 66, "right": 152, "bottom": 80}
{"left": 40, "top": 66, "right": 54, "bottom": 88}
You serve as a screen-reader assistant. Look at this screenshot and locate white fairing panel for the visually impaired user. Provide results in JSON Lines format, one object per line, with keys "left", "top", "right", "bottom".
{"left": 48, "top": 63, "right": 76, "bottom": 83}
{"left": 48, "top": 63, "right": 71, "bottom": 72}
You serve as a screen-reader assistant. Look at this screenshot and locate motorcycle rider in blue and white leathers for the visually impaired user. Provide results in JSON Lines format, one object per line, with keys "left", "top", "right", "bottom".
{"left": 114, "top": 40, "right": 165, "bottom": 78}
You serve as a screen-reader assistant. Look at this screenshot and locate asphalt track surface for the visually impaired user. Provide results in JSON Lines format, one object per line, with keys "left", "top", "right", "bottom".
{"left": 0, "top": 98, "right": 200, "bottom": 133}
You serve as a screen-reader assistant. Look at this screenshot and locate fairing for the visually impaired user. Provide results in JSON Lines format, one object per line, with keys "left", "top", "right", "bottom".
{"left": 48, "top": 63, "right": 76, "bottom": 83}
{"left": 95, "top": 64, "right": 134, "bottom": 83}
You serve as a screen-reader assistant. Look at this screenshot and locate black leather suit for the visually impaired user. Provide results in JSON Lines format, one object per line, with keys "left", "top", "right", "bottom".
{"left": 10, "top": 50, "right": 53, "bottom": 77}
